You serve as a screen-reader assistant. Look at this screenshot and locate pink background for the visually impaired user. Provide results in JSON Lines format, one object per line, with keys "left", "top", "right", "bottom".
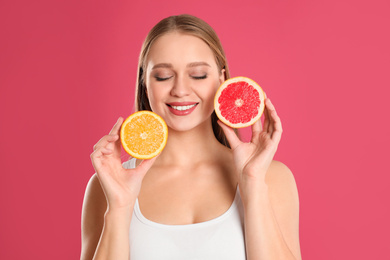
{"left": 1, "top": 0, "right": 389, "bottom": 259}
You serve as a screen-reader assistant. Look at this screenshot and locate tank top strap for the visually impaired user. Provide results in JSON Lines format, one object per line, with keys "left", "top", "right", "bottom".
{"left": 122, "top": 157, "right": 136, "bottom": 169}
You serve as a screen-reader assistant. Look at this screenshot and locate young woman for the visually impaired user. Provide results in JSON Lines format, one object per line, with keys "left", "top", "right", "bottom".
{"left": 81, "top": 14, "right": 301, "bottom": 260}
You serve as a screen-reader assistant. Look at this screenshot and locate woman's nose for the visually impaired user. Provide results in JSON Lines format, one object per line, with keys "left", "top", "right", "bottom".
{"left": 170, "top": 76, "right": 191, "bottom": 97}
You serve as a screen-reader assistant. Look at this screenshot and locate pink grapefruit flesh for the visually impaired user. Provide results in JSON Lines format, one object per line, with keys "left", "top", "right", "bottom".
{"left": 214, "top": 76, "right": 266, "bottom": 128}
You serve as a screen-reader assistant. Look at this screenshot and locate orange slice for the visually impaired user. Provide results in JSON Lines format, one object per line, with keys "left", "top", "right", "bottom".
{"left": 214, "top": 76, "right": 266, "bottom": 128}
{"left": 120, "top": 111, "right": 168, "bottom": 159}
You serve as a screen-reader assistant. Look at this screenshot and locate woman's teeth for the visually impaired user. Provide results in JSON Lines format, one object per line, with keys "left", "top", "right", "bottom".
{"left": 171, "top": 104, "right": 197, "bottom": 111}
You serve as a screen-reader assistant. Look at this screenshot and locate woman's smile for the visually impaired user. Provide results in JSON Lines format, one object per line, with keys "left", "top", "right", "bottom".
{"left": 166, "top": 102, "right": 199, "bottom": 116}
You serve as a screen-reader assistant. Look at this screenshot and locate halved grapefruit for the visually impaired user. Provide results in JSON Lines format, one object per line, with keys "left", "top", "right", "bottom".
{"left": 214, "top": 76, "right": 266, "bottom": 128}
{"left": 120, "top": 111, "right": 168, "bottom": 159}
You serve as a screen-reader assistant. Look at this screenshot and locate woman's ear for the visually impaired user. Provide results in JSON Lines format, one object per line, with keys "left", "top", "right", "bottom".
{"left": 219, "top": 68, "right": 226, "bottom": 84}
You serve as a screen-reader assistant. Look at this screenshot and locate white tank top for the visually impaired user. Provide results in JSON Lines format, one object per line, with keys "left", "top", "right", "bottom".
{"left": 122, "top": 158, "right": 247, "bottom": 260}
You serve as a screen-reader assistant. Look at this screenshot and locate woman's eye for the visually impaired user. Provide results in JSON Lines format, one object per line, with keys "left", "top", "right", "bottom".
{"left": 192, "top": 75, "right": 207, "bottom": 80}
{"left": 155, "top": 76, "right": 172, "bottom": 81}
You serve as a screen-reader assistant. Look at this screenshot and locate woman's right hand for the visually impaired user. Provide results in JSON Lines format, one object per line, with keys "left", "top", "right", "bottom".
{"left": 90, "top": 117, "right": 158, "bottom": 212}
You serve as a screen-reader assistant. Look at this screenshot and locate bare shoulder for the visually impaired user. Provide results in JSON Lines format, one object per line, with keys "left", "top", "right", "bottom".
{"left": 82, "top": 173, "right": 107, "bottom": 216}
{"left": 80, "top": 173, "right": 107, "bottom": 260}
{"left": 265, "top": 160, "right": 298, "bottom": 192}
{"left": 265, "top": 160, "right": 302, "bottom": 260}
{"left": 265, "top": 159, "right": 299, "bottom": 211}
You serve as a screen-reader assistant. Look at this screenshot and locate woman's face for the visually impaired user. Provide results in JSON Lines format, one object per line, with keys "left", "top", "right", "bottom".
{"left": 144, "top": 31, "right": 225, "bottom": 132}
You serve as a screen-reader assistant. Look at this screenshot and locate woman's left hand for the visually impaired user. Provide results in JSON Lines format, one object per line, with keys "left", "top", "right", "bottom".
{"left": 218, "top": 98, "right": 283, "bottom": 187}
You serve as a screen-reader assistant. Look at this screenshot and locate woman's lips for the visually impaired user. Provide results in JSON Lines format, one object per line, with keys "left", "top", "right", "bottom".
{"left": 166, "top": 102, "right": 199, "bottom": 116}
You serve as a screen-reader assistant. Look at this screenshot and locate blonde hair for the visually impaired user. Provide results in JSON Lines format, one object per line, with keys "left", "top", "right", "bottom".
{"left": 134, "top": 14, "right": 238, "bottom": 148}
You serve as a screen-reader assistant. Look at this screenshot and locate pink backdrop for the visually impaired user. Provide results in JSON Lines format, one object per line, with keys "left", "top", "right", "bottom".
{"left": 1, "top": 0, "right": 389, "bottom": 259}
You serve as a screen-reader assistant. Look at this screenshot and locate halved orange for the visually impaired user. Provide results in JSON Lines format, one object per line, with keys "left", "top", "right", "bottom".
{"left": 214, "top": 76, "right": 266, "bottom": 128}
{"left": 120, "top": 111, "right": 168, "bottom": 159}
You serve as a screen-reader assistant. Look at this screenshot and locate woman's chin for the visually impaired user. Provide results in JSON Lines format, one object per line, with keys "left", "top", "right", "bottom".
{"left": 166, "top": 117, "right": 212, "bottom": 133}
{"left": 167, "top": 123, "right": 198, "bottom": 133}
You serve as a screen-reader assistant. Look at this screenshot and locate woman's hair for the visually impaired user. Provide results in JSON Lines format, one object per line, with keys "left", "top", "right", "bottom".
{"left": 134, "top": 14, "right": 238, "bottom": 148}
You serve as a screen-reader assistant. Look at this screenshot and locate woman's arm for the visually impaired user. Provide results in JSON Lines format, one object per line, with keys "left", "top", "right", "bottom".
{"left": 243, "top": 161, "right": 301, "bottom": 260}
{"left": 80, "top": 174, "right": 134, "bottom": 260}
{"left": 218, "top": 98, "right": 301, "bottom": 259}
{"left": 82, "top": 117, "right": 157, "bottom": 260}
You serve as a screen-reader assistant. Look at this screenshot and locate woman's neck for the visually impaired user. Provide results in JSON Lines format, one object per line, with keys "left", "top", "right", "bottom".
{"left": 154, "top": 119, "right": 229, "bottom": 168}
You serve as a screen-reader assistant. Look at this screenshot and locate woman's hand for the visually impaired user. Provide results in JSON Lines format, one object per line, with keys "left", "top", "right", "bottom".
{"left": 218, "top": 98, "right": 283, "bottom": 187}
{"left": 90, "top": 117, "right": 158, "bottom": 212}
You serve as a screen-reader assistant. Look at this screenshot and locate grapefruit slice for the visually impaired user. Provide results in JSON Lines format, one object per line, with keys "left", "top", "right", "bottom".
{"left": 120, "top": 111, "right": 168, "bottom": 159}
{"left": 214, "top": 76, "right": 266, "bottom": 128}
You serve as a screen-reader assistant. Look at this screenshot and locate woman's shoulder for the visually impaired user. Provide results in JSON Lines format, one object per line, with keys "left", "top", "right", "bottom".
{"left": 81, "top": 173, "right": 107, "bottom": 259}
{"left": 265, "top": 160, "right": 299, "bottom": 202}
{"left": 265, "top": 160, "right": 296, "bottom": 186}
{"left": 264, "top": 160, "right": 301, "bottom": 259}
{"left": 82, "top": 173, "right": 107, "bottom": 214}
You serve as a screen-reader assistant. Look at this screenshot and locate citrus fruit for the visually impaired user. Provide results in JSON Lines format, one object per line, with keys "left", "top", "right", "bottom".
{"left": 120, "top": 111, "right": 168, "bottom": 159}
{"left": 214, "top": 76, "right": 266, "bottom": 128}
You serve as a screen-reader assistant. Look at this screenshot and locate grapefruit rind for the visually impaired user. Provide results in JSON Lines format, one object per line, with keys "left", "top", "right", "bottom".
{"left": 214, "top": 76, "right": 266, "bottom": 128}
{"left": 120, "top": 111, "right": 168, "bottom": 159}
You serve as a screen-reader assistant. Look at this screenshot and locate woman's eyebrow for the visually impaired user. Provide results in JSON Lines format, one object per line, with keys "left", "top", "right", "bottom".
{"left": 151, "top": 63, "right": 172, "bottom": 70}
{"left": 187, "top": 62, "right": 211, "bottom": 68}
{"left": 151, "top": 62, "right": 211, "bottom": 70}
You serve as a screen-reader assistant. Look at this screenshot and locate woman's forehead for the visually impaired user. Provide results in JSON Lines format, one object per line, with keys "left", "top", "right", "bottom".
{"left": 146, "top": 32, "right": 217, "bottom": 69}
